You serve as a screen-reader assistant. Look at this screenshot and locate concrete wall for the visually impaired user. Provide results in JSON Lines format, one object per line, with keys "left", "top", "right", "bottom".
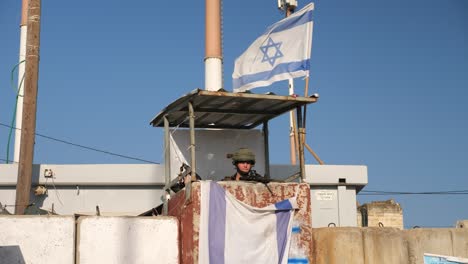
{"left": 311, "top": 227, "right": 468, "bottom": 264}
{"left": 77, "top": 216, "right": 179, "bottom": 264}
{"left": 0, "top": 216, "right": 75, "bottom": 264}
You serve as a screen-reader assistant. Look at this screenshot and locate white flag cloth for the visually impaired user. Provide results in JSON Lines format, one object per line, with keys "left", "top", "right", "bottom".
{"left": 198, "top": 181, "right": 297, "bottom": 264}
{"left": 232, "top": 3, "right": 314, "bottom": 92}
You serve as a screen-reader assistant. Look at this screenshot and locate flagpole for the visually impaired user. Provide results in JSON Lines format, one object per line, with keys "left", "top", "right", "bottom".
{"left": 283, "top": 2, "right": 298, "bottom": 166}
{"left": 289, "top": 80, "right": 297, "bottom": 165}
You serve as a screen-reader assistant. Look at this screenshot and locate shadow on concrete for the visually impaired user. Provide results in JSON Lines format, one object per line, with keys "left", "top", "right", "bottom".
{"left": 0, "top": 245, "right": 26, "bottom": 264}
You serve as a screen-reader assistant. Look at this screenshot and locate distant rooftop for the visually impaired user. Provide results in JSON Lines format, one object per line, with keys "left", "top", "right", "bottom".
{"left": 150, "top": 89, "right": 318, "bottom": 129}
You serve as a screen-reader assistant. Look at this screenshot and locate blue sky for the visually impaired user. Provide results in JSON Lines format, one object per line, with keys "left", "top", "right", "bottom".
{"left": 1, "top": 0, "right": 467, "bottom": 227}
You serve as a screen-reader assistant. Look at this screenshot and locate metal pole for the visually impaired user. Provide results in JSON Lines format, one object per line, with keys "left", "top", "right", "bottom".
{"left": 185, "top": 102, "right": 196, "bottom": 203}
{"left": 296, "top": 106, "right": 306, "bottom": 182}
{"left": 13, "top": 0, "right": 29, "bottom": 162}
{"left": 289, "top": 81, "right": 297, "bottom": 165}
{"left": 15, "top": 0, "right": 41, "bottom": 215}
{"left": 188, "top": 102, "right": 196, "bottom": 181}
{"left": 285, "top": 6, "right": 297, "bottom": 165}
{"left": 163, "top": 116, "right": 170, "bottom": 215}
{"left": 263, "top": 122, "right": 270, "bottom": 179}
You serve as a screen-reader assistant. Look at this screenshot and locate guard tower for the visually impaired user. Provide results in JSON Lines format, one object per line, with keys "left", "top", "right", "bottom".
{"left": 149, "top": 88, "right": 367, "bottom": 229}
{"left": 150, "top": 89, "right": 317, "bottom": 191}
{"left": 149, "top": 88, "right": 318, "bottom": 263}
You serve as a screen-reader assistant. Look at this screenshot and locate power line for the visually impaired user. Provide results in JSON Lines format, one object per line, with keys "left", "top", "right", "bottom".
{"left": 0, "top": 122, "right": 159, "bottom": 164}
{"left": 359, "top": 190, "right": 468, "bottom": 195}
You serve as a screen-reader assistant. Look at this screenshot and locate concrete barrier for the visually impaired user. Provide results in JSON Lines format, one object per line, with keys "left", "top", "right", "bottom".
{"left": 311, "top": 227, "right": 468, "bottom": 264}
{"left": 312, "top": 227, "right": 365, "bottom": 264}
{"left": 406, "top": 228, "right": 468, "bottom": 264}
{"left": 362, "top": 228, "right": 408, "bottom": 264}
{"left": 452, "top": 229, "right": 468, "bottom": 257}
{"left": 0, "top": 216, "right": 75, "bottom": 264}
{"left": 76, "top": 216, "right": 179, "bottom": 264}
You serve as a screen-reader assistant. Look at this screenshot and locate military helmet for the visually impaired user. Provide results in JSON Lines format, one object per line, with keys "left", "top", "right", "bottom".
{"left": 232, "top": 148, "right": 256, "bottom": 165}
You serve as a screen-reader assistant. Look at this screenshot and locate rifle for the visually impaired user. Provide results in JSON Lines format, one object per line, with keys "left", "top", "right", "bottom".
{"left": 238, "top": 170, "right": 282, "bottom": 195}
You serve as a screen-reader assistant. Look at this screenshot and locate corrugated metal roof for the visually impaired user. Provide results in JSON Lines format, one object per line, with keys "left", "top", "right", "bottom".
{"left": 150, "top": 89, "right": 318, "bottom": 129}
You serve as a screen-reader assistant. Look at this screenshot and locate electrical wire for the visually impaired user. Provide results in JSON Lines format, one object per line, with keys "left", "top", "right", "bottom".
{"left": 359, "top": 190, "right": 468, "bottom": 195}
{"left": 49, "top": 177, "right": 64, "bottom": 206}
{"left": 5, "top": 60, "right": 25, "bottom": 164}
{"left": 0, "top": 122, "right": 159, "bottom": 164}
{"left": 9, "top": 60, "right": 25, "bottom": 95}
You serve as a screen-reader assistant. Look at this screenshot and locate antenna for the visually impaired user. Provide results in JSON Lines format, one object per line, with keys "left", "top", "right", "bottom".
{"left": 278, "top": 0, "right": 298, "bottom": 12}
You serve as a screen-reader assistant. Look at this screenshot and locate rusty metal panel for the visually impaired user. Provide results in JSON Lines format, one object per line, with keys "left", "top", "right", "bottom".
{"left": 150, "top": 89, "right": 317, "bottom": 129}
{"left": 168, "top": 181, "right": 312, "bottom": 264}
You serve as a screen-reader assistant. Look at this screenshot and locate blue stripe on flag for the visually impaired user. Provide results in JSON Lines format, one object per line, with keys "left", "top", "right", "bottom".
{"left": 275, "top": 199, "right": 293, "bottom": 210}
{"left": 275, "top": 209, "right": 292, "bottom": 264}
{"left": 209, "top": 181, "right": 226, "bottom": 264}
{"left": 265, "top": 9, "right": 313, "bottom": 35}
{"left": 233, "top": 60, "right": 310, "bottom": 89}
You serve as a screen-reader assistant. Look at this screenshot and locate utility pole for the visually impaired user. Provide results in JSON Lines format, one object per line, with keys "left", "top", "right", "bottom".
{"left": 15, "top": 0, "right": 42, "bottom": 215}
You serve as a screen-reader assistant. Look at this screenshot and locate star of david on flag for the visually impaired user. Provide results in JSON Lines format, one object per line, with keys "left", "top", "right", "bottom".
{"left": 261, "top": 38, "right": 284, "bottom": 66}
{"left": 232, "top": 2, "right": 314, "bottom": 92}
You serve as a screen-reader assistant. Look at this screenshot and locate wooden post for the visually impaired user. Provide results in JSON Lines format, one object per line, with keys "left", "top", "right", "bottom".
{"left": 305, "top": 143, "right": 324, "bottom": 165}
{"left": 296, "top": 106, "right": 306, "bottom": 182}
{"left": 263, "top": 122, "right": 270, "bottom": 179}
{"left": 15, "top": 0, "right": 41, "bottom": 215}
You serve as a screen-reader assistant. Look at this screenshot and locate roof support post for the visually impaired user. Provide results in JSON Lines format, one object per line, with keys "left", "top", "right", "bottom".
{"left": 186, "top": 101, "right": 196, "bottom": 203}
{"left": 189, "top": 101, "right": 196, "bottom": 180}
{"left": 263, "top": 121, "right": 270, "bottom": 179}
{"left": 163, "top": 116, "right": 170, "bottom": 215}
{"left": 296, "top": 106, "right": 306, "bottom": 182}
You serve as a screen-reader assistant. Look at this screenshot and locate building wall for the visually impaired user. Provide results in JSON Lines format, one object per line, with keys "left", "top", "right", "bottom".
{"left": 0, "top": 164, "right": 166, "bottom": 215}
{"left": 0, "top": 164, "right": 367, "bottom": 219}
{"left": 358, "top": 200, "right": 404, "bottom": 229}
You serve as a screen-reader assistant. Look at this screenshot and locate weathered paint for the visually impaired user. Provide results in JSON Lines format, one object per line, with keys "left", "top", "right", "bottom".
{"left": 0, "top": 216, "right": 75, "bottom": 264}
{"left": 168, "top": 181, "right": 312, "bottom": 264}
{"left": 76, "top": 216, "right": 179, "bottom": 264}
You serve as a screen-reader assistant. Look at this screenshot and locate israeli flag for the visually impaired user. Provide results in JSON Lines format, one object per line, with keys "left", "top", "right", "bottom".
{"left": 232, "top": 3, "right": 314, "bottom": 92}
{"left": 199, "top": 181, "right": 297, "bottom": 264}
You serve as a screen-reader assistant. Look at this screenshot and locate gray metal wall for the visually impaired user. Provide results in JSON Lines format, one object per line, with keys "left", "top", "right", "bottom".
{"left": 0, "top": 164, "right": 367, "bottom": 222}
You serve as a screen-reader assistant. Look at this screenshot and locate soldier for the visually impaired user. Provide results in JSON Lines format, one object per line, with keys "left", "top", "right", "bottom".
{"left": 228, "top": 148, "right": 263, "bottom": 181}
